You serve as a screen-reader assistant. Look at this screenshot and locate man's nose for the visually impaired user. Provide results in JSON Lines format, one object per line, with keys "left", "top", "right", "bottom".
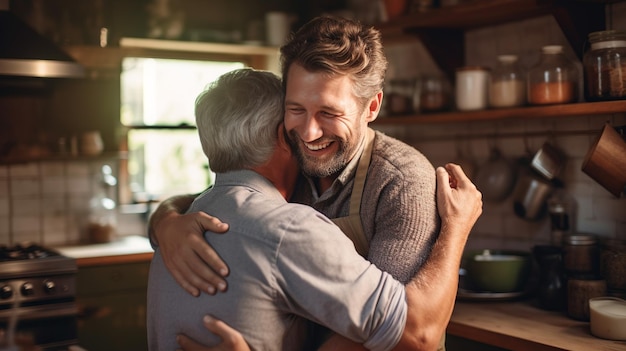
{"left": 299, "top": 115, "right": 323, "bottom": 142}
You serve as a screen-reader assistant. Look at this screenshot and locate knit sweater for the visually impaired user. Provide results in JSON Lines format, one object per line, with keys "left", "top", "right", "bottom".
{"left": 291, "top": 130, "right": 440, "bottom": 284}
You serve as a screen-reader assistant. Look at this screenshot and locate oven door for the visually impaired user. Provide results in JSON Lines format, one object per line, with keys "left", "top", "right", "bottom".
{"left": 0, "top": 302, "right": 78, "bottom": 350}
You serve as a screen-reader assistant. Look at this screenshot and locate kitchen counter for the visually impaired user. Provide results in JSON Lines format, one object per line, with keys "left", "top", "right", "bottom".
{"left": 55, "top": 235, "right": 154, "bottom": 267}
{"left": 448, "top": 300, "right": 626, "bottom": 351}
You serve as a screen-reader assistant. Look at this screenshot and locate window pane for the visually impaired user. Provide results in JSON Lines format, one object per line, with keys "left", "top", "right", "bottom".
{"left": 127, "top": 129, "right": 213, "bottom": 201}
{"left": 120, "top": 58, "right": 245, "bottom": 126}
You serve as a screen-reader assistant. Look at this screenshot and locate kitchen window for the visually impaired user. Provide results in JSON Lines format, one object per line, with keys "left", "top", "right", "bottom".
{"left": 120, "top": 57, "right": 245, "bottom": 204}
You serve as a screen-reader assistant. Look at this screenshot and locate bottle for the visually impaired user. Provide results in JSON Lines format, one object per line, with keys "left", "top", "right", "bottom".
{"left": 489, "top": 55, "right": 526, "bottom": 108}
{"left": 547, "top": 187, "right": 577, "bottom": 246}
{"left": 527, "top": 45, "right": 578, "bottom": 105}
{"left": 583, "top": 30, "right": 626, "bottom": 101}
{"left": 532, "top": 245, "right": 566, "bottom": 311}
{"left": 87, "top": 165, "right": 118, "bottom": 243}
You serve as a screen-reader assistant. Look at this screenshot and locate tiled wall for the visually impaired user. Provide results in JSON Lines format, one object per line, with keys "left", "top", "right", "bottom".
{"left": 379, "top": 3, "right": 626, "bottom": 251}
{"left": 0, "top": 159, "right": 126, "bottom": 246}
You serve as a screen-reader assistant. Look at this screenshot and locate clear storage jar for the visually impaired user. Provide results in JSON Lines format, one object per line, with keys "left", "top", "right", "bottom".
{"left": 489, "top": 55, "right": 526, "bottom": 108}
{"left": 527, "top": 45, "right": 578, "bottom": 105}
{"left": 583, "top": 30, "right": 626, "bottom": 101}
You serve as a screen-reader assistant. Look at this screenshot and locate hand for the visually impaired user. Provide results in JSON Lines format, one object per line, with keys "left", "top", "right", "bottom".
{"left": 436, "top": 163, "right": 483, "bottom": 236}
{"left": 155, "top": 211, "right": 230, "bottom": 297}
{"left": 177, "top": 315, "right": 250, "bottom": 351}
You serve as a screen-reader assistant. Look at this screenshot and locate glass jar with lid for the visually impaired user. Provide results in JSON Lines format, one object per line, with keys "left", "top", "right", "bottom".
{"left": 527, "top": 45, "right": 579, "bottom": 105}
{"left": 562, "top": 233, "right": 600, "bottom": 279}
{"left": 489, "top": 54, "right": 526, "bottom": 108}
{"left": 583, "top": 30, "right": 626, "bottom": 101}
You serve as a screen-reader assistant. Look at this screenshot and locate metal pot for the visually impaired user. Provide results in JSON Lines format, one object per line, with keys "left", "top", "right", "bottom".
{"left": 512, "top": 169, "right": 554, "bottom": 220}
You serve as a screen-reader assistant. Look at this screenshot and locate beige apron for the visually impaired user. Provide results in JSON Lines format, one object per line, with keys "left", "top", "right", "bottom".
{"left": 330, "top": 128, "right": 446, "bottom": 351}
{"left": 331, "top": 128, "right": 375, "bottom": 257}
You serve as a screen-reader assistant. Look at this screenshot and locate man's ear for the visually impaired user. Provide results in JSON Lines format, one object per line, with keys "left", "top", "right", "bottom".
{"left": 366, "top": 91, "right": 383, "bottom": 123}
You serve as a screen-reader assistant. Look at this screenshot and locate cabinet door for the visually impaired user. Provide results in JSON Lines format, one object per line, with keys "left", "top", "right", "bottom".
{"left": 76, "top": 261, "right": 150, "bottom": 351}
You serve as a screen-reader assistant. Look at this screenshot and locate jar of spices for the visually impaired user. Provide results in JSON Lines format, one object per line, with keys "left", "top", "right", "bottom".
{"left": 489, "top": 54, "right": 526, "bottom": 108}
{"left": 456, "top": 66, "right": 489, "bottom": 111}
{"left": 527, "top": 45, "right": 579, "bottom": 105}
{"left": 417, "top": 74, "right": 451, "bottom": 113}
{"left": 583, "top": 30, "right": 626, "bottom": 101}
{"left": 600, "top": 238, "right": 626, "bottom": 292}
{"left": 386, "top": 78, "right": 416, "bottom": 115}
{"left": 567, "top": 278, "right": 607, "bottom": 321}
{"left": 563, "top": 233, "right": 600, "bottom": 279}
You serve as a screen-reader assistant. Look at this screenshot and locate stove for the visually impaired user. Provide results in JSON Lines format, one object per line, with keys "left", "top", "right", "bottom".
{"left": 0, "top": 242, "right": 78, "bottom": 351}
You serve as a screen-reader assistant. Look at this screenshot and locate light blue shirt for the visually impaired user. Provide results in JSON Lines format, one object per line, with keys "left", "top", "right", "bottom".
{"left": 147, "top": 169, "right": 407, "bottom": 351}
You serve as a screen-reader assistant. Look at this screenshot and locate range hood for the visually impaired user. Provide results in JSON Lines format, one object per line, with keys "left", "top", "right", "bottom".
{"left": 0, "top": 8, "right": 84, "bottom": 78}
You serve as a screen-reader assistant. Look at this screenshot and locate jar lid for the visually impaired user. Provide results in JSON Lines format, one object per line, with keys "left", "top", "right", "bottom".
{"left": 588, "top": 30, "right": 626, "bottom": 43}
{"left": 456, "top": 65, "right": 489, "bottom": 72}
{"left": 497, "top": 54, "right": 518, "bottom": 63}
{"left": 564, "top": 234, "right": 598, "bottom": 245}
{"left": 542, "top": 45, "right": 564, "bottom": 54}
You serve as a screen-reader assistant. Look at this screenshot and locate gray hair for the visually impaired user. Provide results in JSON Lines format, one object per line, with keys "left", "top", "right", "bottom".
{"left": 195, "top": 68, "right": 284, "bottom": 173}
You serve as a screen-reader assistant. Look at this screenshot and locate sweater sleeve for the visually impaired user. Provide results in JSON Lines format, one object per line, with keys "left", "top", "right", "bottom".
{"left": 362, "top": 134, "right": 441, "bottom": 284}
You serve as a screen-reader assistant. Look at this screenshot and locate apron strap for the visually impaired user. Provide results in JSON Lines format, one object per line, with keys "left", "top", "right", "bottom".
{"left": 332, "top": 128, "right": 375, "bottom": 257}
{"left": 349, "top": 128, "right": 376, "bottom": 217}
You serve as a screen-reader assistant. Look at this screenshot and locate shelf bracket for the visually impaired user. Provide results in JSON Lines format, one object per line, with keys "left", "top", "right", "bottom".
{"left": 551, "top": 2, "right": 606, "bottom": 59}
{"left": 406, "top": 28, "right": 464, "bottom": 81}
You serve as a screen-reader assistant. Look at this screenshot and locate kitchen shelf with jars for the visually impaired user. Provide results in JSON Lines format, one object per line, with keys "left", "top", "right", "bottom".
{"left": 372, "top": 0, "right": 626, "bottom": 126}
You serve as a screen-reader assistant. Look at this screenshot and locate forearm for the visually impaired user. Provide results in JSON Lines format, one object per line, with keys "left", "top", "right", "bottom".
{"left": 397, "top": 222, "right": 468, "bottom": 351}
{"left": 148, "top": 194, "right": 196, "bottom": 247}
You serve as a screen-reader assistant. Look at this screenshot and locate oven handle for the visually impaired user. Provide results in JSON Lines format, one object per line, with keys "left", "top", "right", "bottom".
{"left": 0, "top": 302, "right": 78, "bottom": 319}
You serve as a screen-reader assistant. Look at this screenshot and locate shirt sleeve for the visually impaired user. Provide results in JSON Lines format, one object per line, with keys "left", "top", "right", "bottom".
{"left": 272, "top": 206, "right": 407, "bottom": 351}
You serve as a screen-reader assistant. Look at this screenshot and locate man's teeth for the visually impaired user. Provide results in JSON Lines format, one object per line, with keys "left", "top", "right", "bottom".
{"left": 305, "top": 142, "right": 331, "bottom": 151}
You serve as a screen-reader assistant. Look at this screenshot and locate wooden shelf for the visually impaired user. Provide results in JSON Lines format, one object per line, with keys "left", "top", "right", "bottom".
{"left": 376, "top": 0, "right": 609, "bottom": 80}
{"left": 374, "top": 100, "right": 626, "bottom": 125}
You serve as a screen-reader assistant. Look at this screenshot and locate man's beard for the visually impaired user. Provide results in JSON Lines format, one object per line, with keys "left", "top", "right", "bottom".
{"left": 288, "top": 131, "right": 355, "bottom": 178}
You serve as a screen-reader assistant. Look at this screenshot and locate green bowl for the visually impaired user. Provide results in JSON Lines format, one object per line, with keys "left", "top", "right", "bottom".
{"left": 464, "top": 249, "right": 531, "bottom": 293}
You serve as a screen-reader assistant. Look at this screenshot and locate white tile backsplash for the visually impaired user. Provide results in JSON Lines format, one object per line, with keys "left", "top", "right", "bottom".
{"left": 1, "top": 159, "right": 120, "bottom": 245}
{"left": 10, "top": 179, "right": 41, "bottom": 197}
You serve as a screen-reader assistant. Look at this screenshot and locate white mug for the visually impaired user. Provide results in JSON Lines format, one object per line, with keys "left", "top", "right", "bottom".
{"left": 81, "top": 131, "right": 104, "bottom": 156}
{"left": 265, "top": 12, "right": 295, "bottom": 46}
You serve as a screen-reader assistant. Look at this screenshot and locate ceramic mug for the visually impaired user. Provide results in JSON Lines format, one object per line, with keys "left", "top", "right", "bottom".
{"left": 265, "top": 12, "right": 295, "bottom": 46}
{"left": 582, "top": 123, "right": 626, "bottom": 197}
{"left": 80, "top": 131, "right": 104, "bottom": 156}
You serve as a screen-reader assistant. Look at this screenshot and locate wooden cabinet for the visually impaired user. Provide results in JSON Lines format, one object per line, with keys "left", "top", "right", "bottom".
{"left": 76, "top": 261, "right": 151, "bottom": 351}
{"left": 373, "top": 0, "right": 626, "bottom": 125}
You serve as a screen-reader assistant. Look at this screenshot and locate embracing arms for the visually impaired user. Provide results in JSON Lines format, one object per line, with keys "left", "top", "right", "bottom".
{"left": 148, "top": 193, "right": 230, "bottom": 296}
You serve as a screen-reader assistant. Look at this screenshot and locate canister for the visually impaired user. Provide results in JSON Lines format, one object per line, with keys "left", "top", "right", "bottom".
{"left": 567, "top": 278, "right": 607, "bottom": 321}
{"left": 583, "top": 30, "right": 626, "bottom": 101}
{"left": 456, "top": 66, "right": 489, "bottom": 111}
{"left": 601, "top": 238, "right": 626, "bottom": 292}
{"left": 562, "top": 233, "right": 600, "bottom": 278}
